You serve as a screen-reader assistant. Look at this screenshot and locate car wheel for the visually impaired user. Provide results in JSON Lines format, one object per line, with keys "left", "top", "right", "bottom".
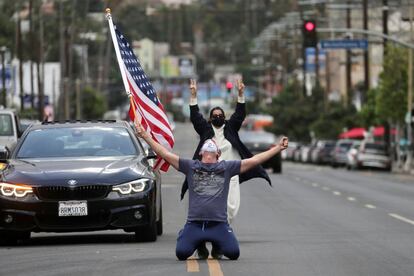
{"left": 156, "top": 201, "right": 163, "bottom": 236}
{"left": 135, "top": 220, "right": 157, "bottom": 242}
{"left": 0, "top": 230, "right": 30, "bottom": 246}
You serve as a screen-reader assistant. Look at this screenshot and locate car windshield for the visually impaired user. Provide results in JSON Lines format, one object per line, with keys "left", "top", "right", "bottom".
{"left": 0, "top": 114, "right": 13, "bottom": 136}
{"left": 16, "top": 126, "right": 139, "bottom": 158}
{"left": 365, "top": 143, "right": 387, "bottom": 154}
{"left": 239, "top": 130, "right": 276, "bottom": 143}
{"left": 339, "top": 142, "right": 352, "bottom": 149}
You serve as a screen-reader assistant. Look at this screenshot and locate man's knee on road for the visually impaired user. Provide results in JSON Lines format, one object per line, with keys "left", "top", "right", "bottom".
{"left": 224, "top": 248, "right": 240, "bottom": 260}
{"left": 176, "top": 247, "right": 194, "bottom": 261}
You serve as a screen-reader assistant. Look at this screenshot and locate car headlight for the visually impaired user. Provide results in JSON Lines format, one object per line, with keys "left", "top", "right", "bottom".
{"left": 112, "top": 179, "right": 151, "bottom": 195}
{"left": 0, "top": 182, "right": 33, "bottom": 198}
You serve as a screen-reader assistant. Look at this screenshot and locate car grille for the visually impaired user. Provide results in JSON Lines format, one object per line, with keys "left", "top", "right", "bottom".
{"left": 35, "top": 185, "right": 110, "bottom": 200}
{"left": 36, "top": 213, "right": 111, "bottom": 230}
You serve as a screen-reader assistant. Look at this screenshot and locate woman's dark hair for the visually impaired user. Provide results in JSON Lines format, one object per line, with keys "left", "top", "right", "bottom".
{"left": 209, "top": 106, "right": 225, "bottom": 119}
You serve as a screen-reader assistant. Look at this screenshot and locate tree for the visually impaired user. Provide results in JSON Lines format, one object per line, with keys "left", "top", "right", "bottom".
{"left": 266, "top": 81, "right": 318, "bottom": 142}
{"left": 80, "top": 86, "right": 107, "bottom": 120}
{"left": 376, "top": 45, "right": 407, "bottom": 124}
{"left": 311, "top": 103, "right": 358, "bottom": 140}
{"left": 357, "top": 88, "right": 381, "bottom": 128}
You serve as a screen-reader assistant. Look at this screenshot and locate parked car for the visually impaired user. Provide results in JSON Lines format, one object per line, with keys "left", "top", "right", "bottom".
{"left": 293, "top": 144, "right": 303, "bottom": 162}
{"left": 346, "top": 140, "right": 361, "bottom": 170}
{"left": 239, "top": 129, "right": 282, "bottom": 173}
{"left": 311, "top": 140, "right": 336, "bottom": 164}
{"left": 19, "top": 119, "right": 40, "bottom": 133}
{"left": 282, "top": 141, "right": 299, "bottom": 160}
{"left": 331, "top": 139, "right": 355, "bottom": 167}
{"left": 355, "top": 141, "right": 391, "bottom": 171}
{"left": 0, "top": 109, "right": 22, "bottom": 150}
{"left": 300, "top": 144, "right": 312, "bottom": 163}
{"left": 0, "top": 120, "right": 162, "bottom": 245}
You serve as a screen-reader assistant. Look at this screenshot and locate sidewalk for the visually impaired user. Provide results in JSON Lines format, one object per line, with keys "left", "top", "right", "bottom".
{"left": 392, "top": 162, "right": 414, "bottom": 178}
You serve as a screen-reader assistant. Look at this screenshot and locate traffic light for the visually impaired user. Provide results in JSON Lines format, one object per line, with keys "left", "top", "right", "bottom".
{"left": 226, "top": 81, "right": 233, "bottom": 94}
{"left": 303, "top": 20, "right": 317, "bottom": 48}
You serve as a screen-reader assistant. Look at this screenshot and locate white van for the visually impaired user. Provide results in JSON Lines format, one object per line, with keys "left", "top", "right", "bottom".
{"left": 0, "top": 109, "right": 22, "bottom": 149}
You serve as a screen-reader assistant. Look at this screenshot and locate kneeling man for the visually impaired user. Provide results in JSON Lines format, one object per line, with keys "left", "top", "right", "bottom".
{"left": 134, "top": 120, "right": 288, "bottom": 260}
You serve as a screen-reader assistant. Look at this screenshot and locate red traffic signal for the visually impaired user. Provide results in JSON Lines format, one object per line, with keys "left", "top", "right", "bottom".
{"left": 304, "top": 21, "right": 315, "bottom": 32}
{"left": 302, "top": 20, "right": 317, "bottom": 48}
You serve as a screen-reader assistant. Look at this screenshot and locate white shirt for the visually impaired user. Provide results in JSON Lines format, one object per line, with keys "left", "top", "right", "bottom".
{"left": 213, "top": 124, "right": 241, "bottom": 161}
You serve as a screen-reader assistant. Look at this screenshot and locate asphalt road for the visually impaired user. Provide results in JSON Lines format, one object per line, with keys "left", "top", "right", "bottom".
{"left": 1, "top": 122, "right": 414, "bottom": 276}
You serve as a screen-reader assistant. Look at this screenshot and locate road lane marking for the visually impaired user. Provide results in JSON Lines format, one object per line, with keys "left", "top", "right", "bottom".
{"left": 312, "top": 183, "right": 319, "bottom": 187}
{"left": 207, "top": 259, "right": 224, "bottom": 276}
{"left": 333, "top": 191, "right": 341, "bottom": 196}
{"left": 389, "top": 213, "right": 414, "bottom": 226}
{"left": 347, "top": 197, "right": 356, "bottom": 201}
{"left": 322, "top": 187, "right": 330, "bottom": 191}
{"left": 186, "top": 257, "right": 200, "bottom": 272}
{"left": 365, "top": 204, "right": 376, "bottom": 209}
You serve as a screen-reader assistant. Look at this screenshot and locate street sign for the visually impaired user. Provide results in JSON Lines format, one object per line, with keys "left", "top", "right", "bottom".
{"left": 320, "top": 39, "right": 368, "bottom": 49}
{"left": 305, "top": 48, "right": 326, "bottom": 72}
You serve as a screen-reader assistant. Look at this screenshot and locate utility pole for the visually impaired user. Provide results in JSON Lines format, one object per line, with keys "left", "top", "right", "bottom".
{"left": 1, "top": 47, "right": 6, "bottom": 108}
{"left": 345, "top": 1, "right": 352, "bottom": 107}
{"left": 363, "top": 0, "right": 370, "bottom": 98}
{"left": 382, "top": 0, "right": 388, "bottom": 55}
{"left": 382, "top": 0, "right": 391, "bottom": 157}
{"left": 16, "top": 5, "right": 24, "bottom": 111}
{"left": 299, "top": 7, "right": 306, "bottom": 97}
{"left": 29, "top": 0, "right": 35, "bottom": 109}
{"left": 59, "top": 0, "right": 68, "bottom": 120}
{"left": 65, "top": 0, "right": 77, "bottom": 120}
{"left": 38, "top": 5, "right": 45, "bottom": 122}
{"left": 325, "top": 51, "right": 330, "bottom": 110}
{"left": 405, "top": 6, "right": 413, "bottom": 172}
{"left": 75, "top": 78, "right": 81, "bottom": 120}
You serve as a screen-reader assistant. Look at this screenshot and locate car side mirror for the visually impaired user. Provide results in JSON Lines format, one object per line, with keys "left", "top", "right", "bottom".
{"left": 146, "top": 149, "right": 157, "bottom": 160}
{"left": 0, "top": 146, "right": 10, "bottom": 162}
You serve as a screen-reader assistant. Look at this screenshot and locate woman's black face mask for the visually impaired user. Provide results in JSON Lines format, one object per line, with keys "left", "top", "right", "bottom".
{"left": 211, "top": 114, "right": 225, "bottom": 127}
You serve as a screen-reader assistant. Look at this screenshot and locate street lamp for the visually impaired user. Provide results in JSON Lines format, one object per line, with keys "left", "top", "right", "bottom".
{"left": 0, "top": 46, "right": 7, "bottom": 108}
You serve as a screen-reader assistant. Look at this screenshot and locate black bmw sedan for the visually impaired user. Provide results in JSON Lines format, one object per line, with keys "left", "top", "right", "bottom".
{"left": 0, "top": 120, "right": 162, "bottom": 244}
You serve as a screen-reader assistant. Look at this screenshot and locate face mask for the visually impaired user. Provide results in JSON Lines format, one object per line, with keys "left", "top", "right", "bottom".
{"left": 211, "top": 117, "right": 225, "bottom": 127}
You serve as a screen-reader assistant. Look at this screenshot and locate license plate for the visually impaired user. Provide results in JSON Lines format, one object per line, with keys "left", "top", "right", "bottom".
{"left": 58, "top": 201, "right": 88, "bottom": 217}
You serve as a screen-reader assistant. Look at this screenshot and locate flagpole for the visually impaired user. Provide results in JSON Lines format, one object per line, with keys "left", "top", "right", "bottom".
{"left": 105, "top": 8, "right": 131, "bottom": 96}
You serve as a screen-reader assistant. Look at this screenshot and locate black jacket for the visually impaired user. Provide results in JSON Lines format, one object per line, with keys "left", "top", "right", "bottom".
{"left": 180, "top": 102, "right": 271, "bottom": 199}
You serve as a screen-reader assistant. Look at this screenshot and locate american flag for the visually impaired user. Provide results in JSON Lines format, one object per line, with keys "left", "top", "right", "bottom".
{"left": 113, "top": 25, "right": 174, "bottom": 171}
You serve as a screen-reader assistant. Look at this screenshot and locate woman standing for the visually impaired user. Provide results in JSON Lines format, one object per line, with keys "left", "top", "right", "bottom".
{"left": 182, "top": 79, "right": 271, "bottom": 258}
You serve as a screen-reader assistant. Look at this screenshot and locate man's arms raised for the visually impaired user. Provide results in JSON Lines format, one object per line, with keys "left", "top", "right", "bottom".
{"left": 134, "top": 119, "right": 180, "bottom": 170}
{"left": 240, "top": 137, "right": 289, "bottom": 174}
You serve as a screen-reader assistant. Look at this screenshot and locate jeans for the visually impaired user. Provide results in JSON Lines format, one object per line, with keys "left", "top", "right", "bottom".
{"left": 175, "top": 221, "right": 240, "bottom": 260}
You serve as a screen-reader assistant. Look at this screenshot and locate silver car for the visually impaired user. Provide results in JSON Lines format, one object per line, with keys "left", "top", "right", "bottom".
{"left": 331, "top": 139, "right": 354, "bottom": 167}
{"left": 346, "top": 141, "right": 361, "bottom": 170}
{"left": 355, "top": 141, "right": 391, "bottom": 171}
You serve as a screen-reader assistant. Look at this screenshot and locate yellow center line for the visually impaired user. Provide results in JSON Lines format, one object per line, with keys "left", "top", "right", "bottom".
{"left": 207, "top": 258, "right": 224, "bottom": 276}
{"left": 186, "top": 257, "right": 200, "bottom": 272}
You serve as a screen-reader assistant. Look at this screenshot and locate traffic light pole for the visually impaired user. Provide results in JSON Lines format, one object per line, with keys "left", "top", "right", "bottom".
{"left": 405, "top": 6, "right": 413, "bottom": 172}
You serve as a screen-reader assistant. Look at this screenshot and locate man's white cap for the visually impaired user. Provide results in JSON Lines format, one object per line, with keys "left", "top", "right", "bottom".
{"left": 200, "top": 139, "right": 219, "bottom": 154}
